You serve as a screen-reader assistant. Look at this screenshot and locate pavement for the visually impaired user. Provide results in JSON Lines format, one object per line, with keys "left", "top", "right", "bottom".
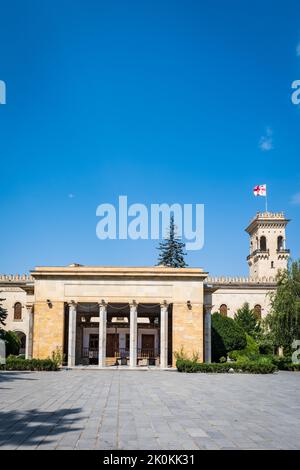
{"left": 0, "top": 369, "right": 299, "bottom": 450}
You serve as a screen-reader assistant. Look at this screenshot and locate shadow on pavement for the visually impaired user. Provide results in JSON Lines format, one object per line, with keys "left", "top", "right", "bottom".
{"left": 0, "top": 371, "right": 37, "bottom": 389}
{"left": 0, "top": 407, "right": 83, "bottom": 448}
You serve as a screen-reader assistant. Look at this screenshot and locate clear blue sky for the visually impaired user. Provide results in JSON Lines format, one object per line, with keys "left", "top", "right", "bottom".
{"left": 0, "top": 0, "right": 300, "bottom": 276}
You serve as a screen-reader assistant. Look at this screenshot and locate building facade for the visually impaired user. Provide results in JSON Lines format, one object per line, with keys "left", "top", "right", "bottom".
{"left": 0, "top": 211, "right": 291, "bottom": 366}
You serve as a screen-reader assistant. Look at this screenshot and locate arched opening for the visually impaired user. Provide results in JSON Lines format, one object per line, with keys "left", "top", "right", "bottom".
{"left": 277, "top": 236, "right": 284, "bottom": 251}
{"left": 220, "top": 304, "right": 228, "bottom": 316}
{"left": 260, "top": 236, "right": 267, "bottom": 251}
{"left": 14, "top": 331, "right": 26, "bottom": 355}
{"left": 14, "top": 302, "right": 22, "bottom": 320}
{"left": 253, "top": 305, "right": 262, "bottom": 320}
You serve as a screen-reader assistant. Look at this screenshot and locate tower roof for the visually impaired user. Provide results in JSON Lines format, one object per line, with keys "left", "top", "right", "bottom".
{"left": 245, "top": 212, "right": 290, "bottom": 235}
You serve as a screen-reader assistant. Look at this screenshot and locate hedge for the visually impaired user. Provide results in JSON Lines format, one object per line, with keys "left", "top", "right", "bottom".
{"left": 176, "top": 359, "right": 277, "bottom": 374}
{"left": 0, "top": 357, "right": 59, "bottom": 371}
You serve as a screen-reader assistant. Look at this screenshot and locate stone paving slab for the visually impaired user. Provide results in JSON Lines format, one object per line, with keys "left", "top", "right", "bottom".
{"left": 0, "top": 369, "right": 299, "bottom": 450}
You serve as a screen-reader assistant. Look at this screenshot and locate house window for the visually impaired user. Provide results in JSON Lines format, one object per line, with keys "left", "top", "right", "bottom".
{"left": 277, "top": 236, "right": 284, "bottom": 251}
{"left": 220, "top": 304, "right": 228, "bottom": 316}
{"left": 254, "top": 304, "right": 262, "bottom": 319}
{"left": 260, "top": 236, "right": 267, "bottom": 251}
{"left": 14, "top": 302, "right": 22, "bottom": 321}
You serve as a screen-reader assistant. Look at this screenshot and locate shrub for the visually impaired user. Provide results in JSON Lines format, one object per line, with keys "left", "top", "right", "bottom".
{"left": 211, "top": 313, "right": 247, "bottom": 362}
{"left": 0, "top": 357, "right": 59, "bottom": 371}
{"left": 176, "top": 359, "right": 277, "bottom": 374}
{"left": 283, "top": 363, "right": 300, "bottom": 371}
{"left": 228, "top": 333, "right": 259, "bottom": 361}
{"left": 271, "top": 355, "right": 293, "bottom": 370}
{"left": 51, "top": 347, "right": 64, "bottom": 367}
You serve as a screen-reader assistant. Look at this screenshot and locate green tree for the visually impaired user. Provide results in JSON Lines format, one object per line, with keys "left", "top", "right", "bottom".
{"left": 156, "top": 215, "right": 188, "bottom": 268}
{"left": 211, "top": 313, "right": 247, "bottom": 362}
{"left": 3, "top": 331, "right": 21, "bottom": 356}
{"left": 234, "top": 302, "right": 260, "bottom": 337}
{"left": 266, "top": 260, "right": 300, "bottom": 355}
{"left": 0, "top": 298, "right": 8, "bottom": 329}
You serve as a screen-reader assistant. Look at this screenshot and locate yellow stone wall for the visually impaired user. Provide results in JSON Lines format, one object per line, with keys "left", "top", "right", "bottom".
{"left": 172, "top": 302, "right": 204, "bottom": 366}
{"left": 33, "top": 301, "right": 65, "bottom": 359}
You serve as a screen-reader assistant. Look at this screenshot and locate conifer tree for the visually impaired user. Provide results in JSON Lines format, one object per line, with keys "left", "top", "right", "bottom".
{"left": 234, "top": 302, "right": 259, "bottom": 337}
{"left": 156, "top": 215, "right": 188, "bottom": 268}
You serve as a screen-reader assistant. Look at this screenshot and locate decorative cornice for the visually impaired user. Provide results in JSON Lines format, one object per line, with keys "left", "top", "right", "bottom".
{"left": 206, "top": 276, "right": 276, "bottom": 285}
{"left": 0, "top": 274, "right": 33, "bottom": 282}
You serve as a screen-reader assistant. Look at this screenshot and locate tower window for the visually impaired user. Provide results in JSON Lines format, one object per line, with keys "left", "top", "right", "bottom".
{"left": 220, "top": 304, "right": 228, "bottom": 316}
{"left": 254, "top": 305, "right": 262, "bottom": 319}
{"left": 271, "top": 261, "right": 274, "bottom": 269}
{"left": 260, "top": 236, "right": 267, "bottom": 251}
{"left": 14, "top": 302, "right": 22, "bottom": 321}
{"left": 277, "top": 236, "right": 284, "bottom": 251}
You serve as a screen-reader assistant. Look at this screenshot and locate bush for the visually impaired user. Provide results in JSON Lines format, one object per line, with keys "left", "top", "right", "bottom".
{"left": 176, "top": 359, "right": 277, "bottom": 374}
{"left": 228, "top": 333, "right": 260, "bottom": 361}
{"left": 282, "top": 363, "right": 300, "bottom": 371}
{"left": 211, "top": 313, "right": 247, "bottom": 362}
{"left": 0, "top": 357, "right": 59, "bottom": 371}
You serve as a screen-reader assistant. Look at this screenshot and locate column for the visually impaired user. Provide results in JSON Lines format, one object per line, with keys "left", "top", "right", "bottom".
{"left": 25, "top": 304, "right": 34, "bottom": 359}
{"left": 68, "top": 302, "right": 77, "bottom": 367}
{"left": 204, "top": 305, "right": 212, "bottom": 363}
{"left": 98, "top": 300, "right": 107, "bottom": 367}
{"left": 160, "top": 301, "right": 168, "bottom": 369}
{"left": 129, "top": 301, "right": 137, "bottom": 368}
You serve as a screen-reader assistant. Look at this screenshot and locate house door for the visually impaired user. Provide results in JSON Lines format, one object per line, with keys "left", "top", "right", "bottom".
{"left": 106, "top": 334, "right": 119, "bottom": 357}
{"left": 142, "top": 334, "right": 155, "bottom": 356}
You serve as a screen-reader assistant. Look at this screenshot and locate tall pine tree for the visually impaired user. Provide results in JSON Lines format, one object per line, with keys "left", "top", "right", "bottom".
{"left": 156, "top": 215, "right": 188, "bottom": 268}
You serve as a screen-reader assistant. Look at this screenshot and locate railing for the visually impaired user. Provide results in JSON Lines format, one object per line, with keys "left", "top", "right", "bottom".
{"left": 82, "top": 347, "right": 159, "bottom": 359}
{"left": 247, "top": 249, "right": 269, "bottom": 260}
{"left": 137, "top": 348, "right": 159, "bottom": 358}
{"left": 82, "top": 347, "right": 98, "bottom": 359}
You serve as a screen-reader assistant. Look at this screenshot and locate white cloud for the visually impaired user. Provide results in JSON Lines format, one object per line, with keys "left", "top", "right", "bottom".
{"left": 259, "top": 127, "right": 273, "bottom": 152}
{"left": 296, "top": 43, "right": 300, "bottom": 56}
{"left": 291, "top": 192, "right": 300, "bottom": 205}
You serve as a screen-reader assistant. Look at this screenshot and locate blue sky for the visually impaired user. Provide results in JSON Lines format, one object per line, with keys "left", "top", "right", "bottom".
{"left": 0, "top": 0, "right": 300, "bottom": 276}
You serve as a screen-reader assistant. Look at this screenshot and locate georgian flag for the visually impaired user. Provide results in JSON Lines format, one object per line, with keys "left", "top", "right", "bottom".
{"left": 253, "top": 184, "right": 267, "bottom": 197}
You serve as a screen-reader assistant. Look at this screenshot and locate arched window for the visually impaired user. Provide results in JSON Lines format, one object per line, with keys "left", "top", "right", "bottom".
{"left": 260, "top": 236, "right": 267, "bottom": 251}
{"left": 14, "top": 302, "right": 22, "bottom": 321}
{"left": 277, "top": 236, "right": 283, "bottom": 251}
{"left": 254, "top": 304, "right": 262, "bottom": 319}
{"left": 220, "top": 304, "right": 228, "bottom": 316}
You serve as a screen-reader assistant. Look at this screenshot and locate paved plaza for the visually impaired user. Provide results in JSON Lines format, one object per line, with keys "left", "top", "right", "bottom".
{"left": 0, "top": 369, "right": 299, "bottom": 450}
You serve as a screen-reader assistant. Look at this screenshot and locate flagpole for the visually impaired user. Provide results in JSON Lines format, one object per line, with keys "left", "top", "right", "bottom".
{"left": 265, "top": 186, "right": 268, "bottom": 213}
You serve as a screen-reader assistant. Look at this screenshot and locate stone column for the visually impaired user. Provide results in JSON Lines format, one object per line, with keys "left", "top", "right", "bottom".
{"left": 129, "top": 301, "right": 137, "bottom": 368}
{"left": 98, "top": 300, "right": 107, "bottom": 368}
{"left": 204, "top": 305, "right": 212, "bottom": 363}
{"left": 160, "top": 301, "right": 168, "bottom": 369}
{"left": 68, "top": 302, "right": 77, "bottom": 367}
{"left": 25, "top": 304, "right": 34, "bottom": 359}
